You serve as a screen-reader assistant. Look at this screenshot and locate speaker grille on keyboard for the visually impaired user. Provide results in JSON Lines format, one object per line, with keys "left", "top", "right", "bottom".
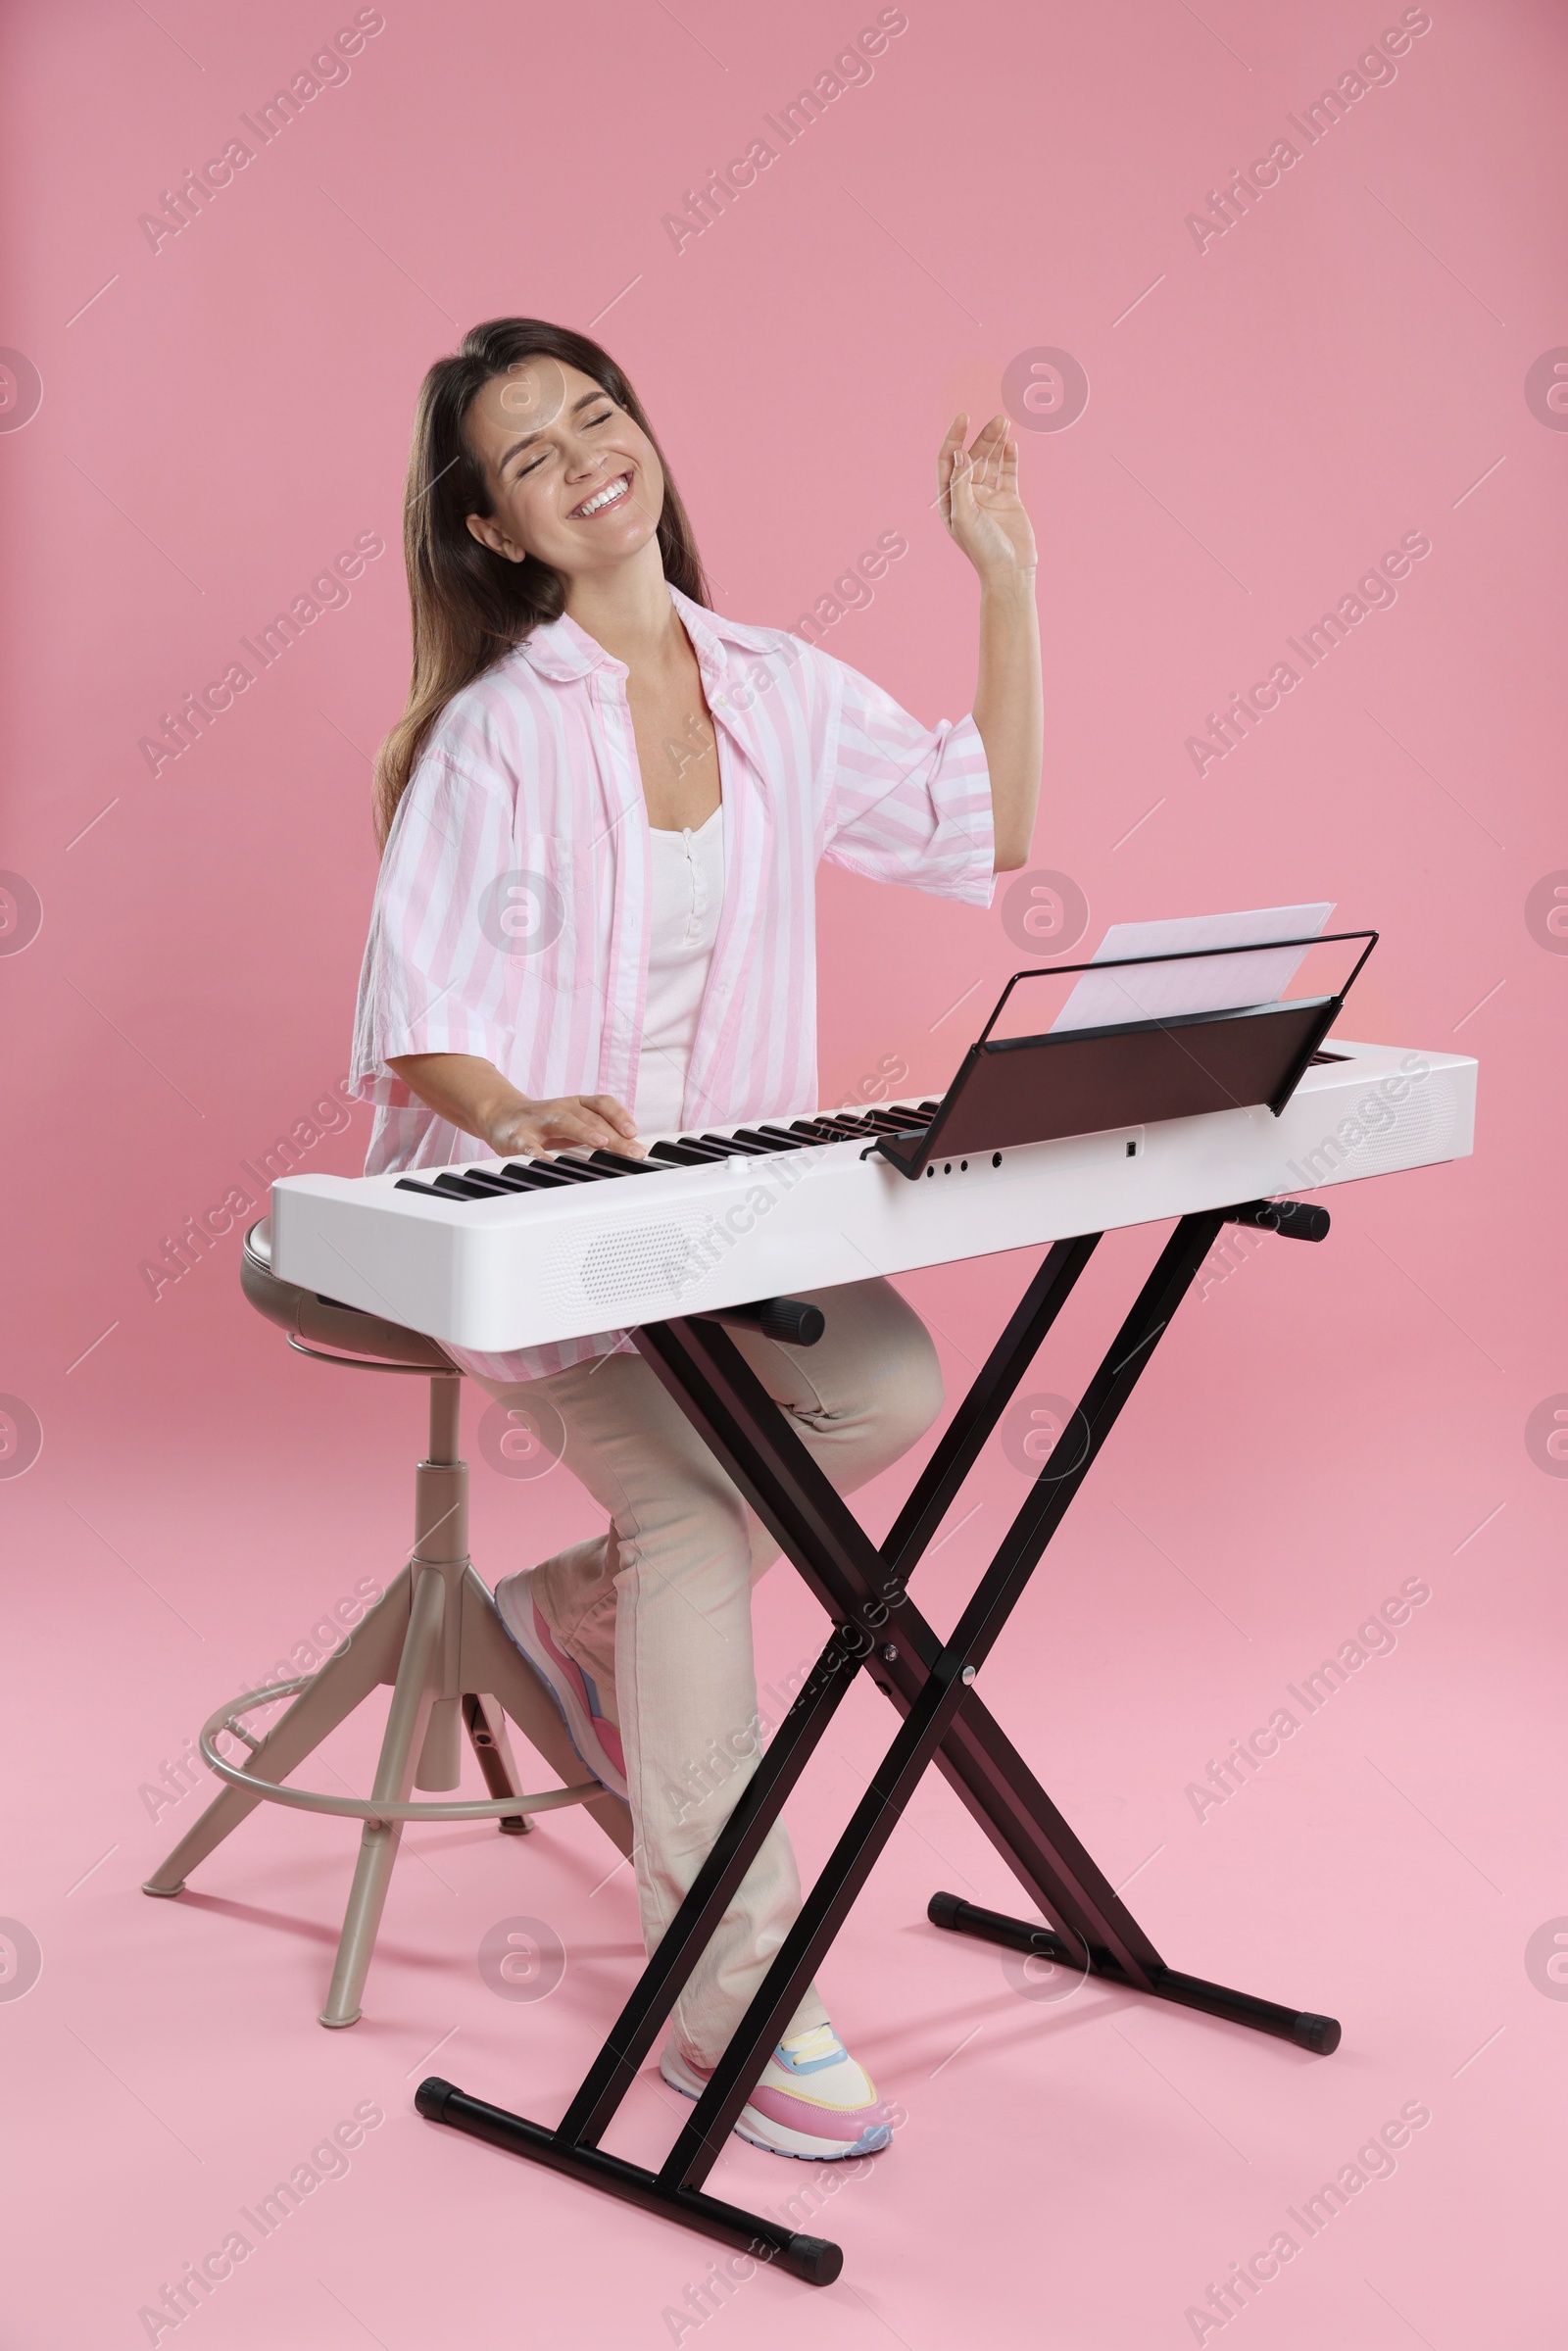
{"left": 558, "top": 1220, "right": 710, "bottom": 1313}
{"left": 1326, "top": 1069, "right": 1460, "bottom": 1175}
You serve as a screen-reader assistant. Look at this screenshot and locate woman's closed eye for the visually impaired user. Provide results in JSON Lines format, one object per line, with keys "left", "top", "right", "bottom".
{"left": 514, "top": 409, "right": 613, "bottom": 477}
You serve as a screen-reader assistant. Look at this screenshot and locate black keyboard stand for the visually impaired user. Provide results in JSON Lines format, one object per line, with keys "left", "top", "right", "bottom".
{"left": 416, "top": 1203, "right": 1342, "bottom": 2285}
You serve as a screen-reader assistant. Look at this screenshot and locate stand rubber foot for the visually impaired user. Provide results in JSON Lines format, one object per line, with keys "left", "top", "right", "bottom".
{"left": 415, "top": 2077, "right": 844, "bottom": 2284}
{"left": 141, "top": 1880, "right": 185, "bottom": 1897}
{"left": 926, "top": 1890, "right": 1342, "bottom": 2056}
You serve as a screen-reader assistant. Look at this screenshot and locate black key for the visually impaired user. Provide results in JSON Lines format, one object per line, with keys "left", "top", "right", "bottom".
{"left": 482, "top": 1166, "right": 558, "bottom": 1191}
{"left": 787, "top": 1118, "right": 849, "bottom": 1143}
{"left": 804, "top": 1113, "right": 872, "bottom": 1138}
{"left": 650, "top": 1139, "right": 721, "bottom": 1166}
{"left": 676, "top": 1134, "right": 744, "bottom": 1160}
{"left": 729, "top": 1127, "right": 808, "bottom": 1151}
{"left": 394, "top": 1177, "right": 446, "bottom": 1197}
{"left": 433, "top": 1171, "right": 510, "bottom": 1200}
{"left": 502, "top": 1161, "right": 577, "bottom": 1189}
{"left": 873, "top": 1107, "right": 934, "bottom": 1132}
{"left": 552, "top": 1154, "right": 617, "bottom": 1181}
{"left": 527, "top": 1158, "right": 600, "bottom": 1183}
{"left": 589, "top": 1150, "right": 662, "bottom": 1174}
{"left": 699, "top": 1131, "right": 771, "bottom": 1155}
{"left": 667, "top": 1137, "right": 736, "bottom": 1162}
{"left": 917, "top": 1100, "right": 942, "bottom": 1116}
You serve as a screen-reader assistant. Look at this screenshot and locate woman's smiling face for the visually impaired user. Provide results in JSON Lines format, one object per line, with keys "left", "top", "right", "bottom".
{"left": 463, "top": 358, "right": 665, "bottom": 577}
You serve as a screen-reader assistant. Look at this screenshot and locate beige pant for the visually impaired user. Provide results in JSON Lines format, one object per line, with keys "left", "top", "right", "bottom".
{"left": 471, "top": 1278, "right": 942, "bottom": 2070}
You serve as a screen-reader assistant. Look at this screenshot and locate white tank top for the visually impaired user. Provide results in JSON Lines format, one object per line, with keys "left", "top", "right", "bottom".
{"left": 632, "top": 806, "right": 725, "bottom": 1138}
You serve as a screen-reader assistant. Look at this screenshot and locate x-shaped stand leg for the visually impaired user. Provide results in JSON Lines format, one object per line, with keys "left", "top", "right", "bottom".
{"left": 418, "top": 1210, "right": 1340, "bottom": 2284}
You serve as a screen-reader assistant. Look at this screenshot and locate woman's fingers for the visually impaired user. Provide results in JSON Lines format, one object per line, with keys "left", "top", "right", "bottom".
{"left": 582, "top": 1092, "right": 639, "bottom": 1139}
{"left": 571, "top": 1096, "right": 644, "bottom": 1156}
{"left": 936, "top": 411, "right": 968, "bottom": 514}
{"left": 545, "top": 1112, "right": 617, "bottom": 1151}
{"left": 970, "top": 414, "right": 1007, "bottom": 494}
{"left": 945, "top": 445, "right": 975, "bottom": 534}
{"left": 524, "top": 1096, "right": 647, "bottom": 1157}
{"left": 944, "top": 414, "right": 1011, "bottom": 524}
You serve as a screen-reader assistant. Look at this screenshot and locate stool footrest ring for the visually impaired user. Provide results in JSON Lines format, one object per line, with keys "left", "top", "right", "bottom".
{"left": 198, "top": 1681, "right": 603, "bottom": 1822}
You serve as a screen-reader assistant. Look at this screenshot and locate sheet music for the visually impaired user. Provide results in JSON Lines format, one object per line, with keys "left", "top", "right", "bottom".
{"left": 1047, "top": 903, "right": 1336, "bottom": 1034}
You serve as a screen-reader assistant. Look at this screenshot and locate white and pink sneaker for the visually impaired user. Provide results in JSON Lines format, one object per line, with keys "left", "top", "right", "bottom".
{"left": 495, "top": 1567, "right": 628, "bottom": 1801}
{"left": 662, "top": 2022, "right": 895, "bottom": 2161}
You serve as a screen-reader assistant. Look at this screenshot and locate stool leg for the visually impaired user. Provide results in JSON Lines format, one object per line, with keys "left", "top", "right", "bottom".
{"left": 142, "top": 1569, "right": 415, "bottom": 1897}
{"left": 464, "top": 1693, "right": 531, "bottom": 1835}
{"left": 319, "top": 1561, "right": 446, "bottom": 2029}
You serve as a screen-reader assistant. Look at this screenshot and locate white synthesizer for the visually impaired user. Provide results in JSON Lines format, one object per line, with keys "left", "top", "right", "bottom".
{"left": 269, "top": 1039, "right": 1476, "bottom": 1353}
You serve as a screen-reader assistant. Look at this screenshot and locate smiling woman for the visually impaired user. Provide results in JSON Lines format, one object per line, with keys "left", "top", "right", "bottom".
{"left": 352, "top": 312, "right": 1042, "bottom": 2165}
{"left": 374, "top": 322, "right": 713, "bottom": 838}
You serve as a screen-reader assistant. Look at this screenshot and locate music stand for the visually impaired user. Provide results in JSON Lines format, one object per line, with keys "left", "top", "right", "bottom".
{"left": 874, "top": 928, "right": 1378, "bottom": 1174}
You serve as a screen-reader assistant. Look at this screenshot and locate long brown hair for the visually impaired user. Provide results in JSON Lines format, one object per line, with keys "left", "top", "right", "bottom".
{"left": 372, "top": 318, "right": 710, "bottom": 846}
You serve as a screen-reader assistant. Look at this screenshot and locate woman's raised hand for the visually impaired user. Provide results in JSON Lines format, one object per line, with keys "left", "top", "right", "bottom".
{"left": 938, "top": 412, "right": 1037, "bottom": 585}
{"left": 487, "top": 1093, "right": 644, "bottom": 1160}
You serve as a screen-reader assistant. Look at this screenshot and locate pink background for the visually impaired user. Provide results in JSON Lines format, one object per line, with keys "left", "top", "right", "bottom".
{"left": 2, "top": 1, "right": 1564, "bottom": 2343}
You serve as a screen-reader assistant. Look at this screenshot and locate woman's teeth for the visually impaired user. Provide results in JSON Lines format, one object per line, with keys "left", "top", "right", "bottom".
{"left": 573, "top": 473, "right": 630, "bottom": 518}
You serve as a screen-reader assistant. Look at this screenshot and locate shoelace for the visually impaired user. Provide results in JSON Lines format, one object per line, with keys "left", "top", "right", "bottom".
{"left": 780, "top": 2025, "right": 836, "bottom": 2056}
{"left": 774, "top": 2024, "right": 846, "bottom": 2075}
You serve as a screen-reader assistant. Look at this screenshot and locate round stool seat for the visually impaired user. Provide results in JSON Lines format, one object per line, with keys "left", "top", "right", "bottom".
{"left": 241, "top": 1218, "right": 455, "bottom": 1371}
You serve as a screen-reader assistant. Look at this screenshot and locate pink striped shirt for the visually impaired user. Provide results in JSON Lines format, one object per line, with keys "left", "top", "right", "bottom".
{"left": 350, "top": 583, "right": 994, "bottom": 1381}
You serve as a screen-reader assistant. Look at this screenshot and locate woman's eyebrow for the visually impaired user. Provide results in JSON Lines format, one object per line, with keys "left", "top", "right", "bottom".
{"left": 497, "top": 390, "right": 609, "bottom": 474}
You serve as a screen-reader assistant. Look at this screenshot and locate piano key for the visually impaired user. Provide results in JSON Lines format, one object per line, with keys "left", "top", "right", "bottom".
{"left": 786, "top": 1118, "right": 857, "bottom": 1142}
{"left": 552, "top": 1154, "right": 622, "bottom": 1181}
{"left": 389, "top": 1106, "right": 933, "bottom": 1204}
{"left": 588, "top": 1150, "right": 662, "bottom": 1174}
{"left": 698, "top": 1132, "right": 772, "bottom": 1155}
{"left": 666, "top": 1137, "right": 736, "bottom": 1161}
{"left": 728, "top": 1127, "right": 809, "bottom": 1151}
{"left": 650, "top": 1139, "right": 724, "bottom": 1166}
{"left": 483, "top": 1165, "right": 564, "bottom": 1191}
{"left": 433, "top": 1171, "right": 513, "bottom": 1200}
